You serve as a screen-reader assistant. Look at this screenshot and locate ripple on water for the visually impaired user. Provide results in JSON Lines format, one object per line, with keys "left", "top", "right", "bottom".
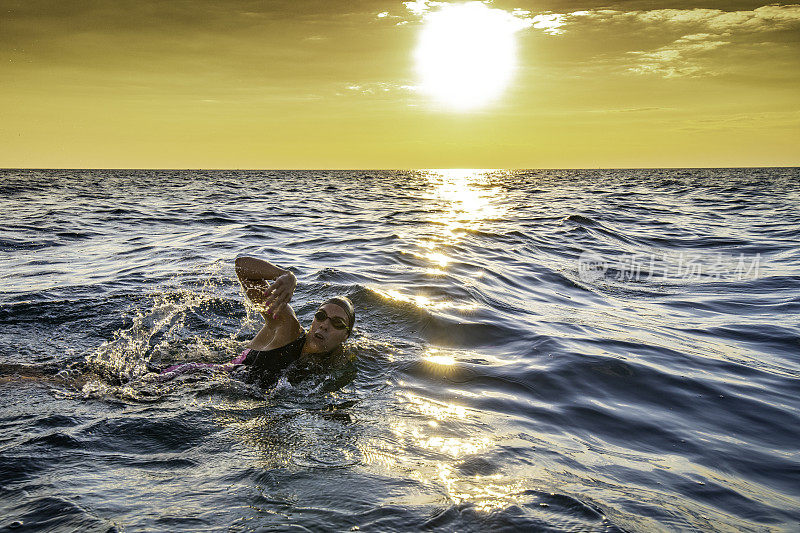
{"left": 1, "top": 168, "right": 799, "bottom": 531}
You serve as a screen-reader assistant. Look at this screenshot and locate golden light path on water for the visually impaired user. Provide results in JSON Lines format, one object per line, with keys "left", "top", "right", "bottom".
{"left": 357, "top": 391, "right": 526, "bottom": 513}
{"left": 371, "top": 168, "right": 506, "bottom": 312}
{"left": 358, "top": 169, "right": 527, "bottom": 512}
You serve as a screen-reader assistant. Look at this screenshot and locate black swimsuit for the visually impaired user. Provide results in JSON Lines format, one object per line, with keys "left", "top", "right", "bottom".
{"left": 242, "top": 333, "right": 307, "bottom": 388}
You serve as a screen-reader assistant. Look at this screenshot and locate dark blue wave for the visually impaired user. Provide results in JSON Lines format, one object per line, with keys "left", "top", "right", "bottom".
{"left": 1, "top": 168, "right": 799, "bottom": 532}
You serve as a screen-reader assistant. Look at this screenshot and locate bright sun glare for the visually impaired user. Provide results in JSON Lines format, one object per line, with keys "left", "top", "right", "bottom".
{"left": 415, "top": 2, "right": 523, "bottom": 110}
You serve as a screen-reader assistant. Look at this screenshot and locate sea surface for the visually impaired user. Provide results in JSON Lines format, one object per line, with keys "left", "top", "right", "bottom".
{"left": 0, "top": 168, "right": 798, "bottom": 532}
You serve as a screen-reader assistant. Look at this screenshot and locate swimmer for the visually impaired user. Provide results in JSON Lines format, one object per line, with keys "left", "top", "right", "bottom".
{"left": 158, "top": 256, "right": 355, "bottom": 386}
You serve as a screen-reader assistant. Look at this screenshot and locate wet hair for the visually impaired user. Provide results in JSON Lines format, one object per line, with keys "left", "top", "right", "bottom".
{"left": 322, "top": 296, "right": 355, "bottom": 334}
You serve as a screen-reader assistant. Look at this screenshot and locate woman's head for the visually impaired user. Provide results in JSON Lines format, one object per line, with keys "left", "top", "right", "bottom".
{"left": 304, "top": 296, "right": 355, "bottom": 354}
{"left": 322, "top": 296, "right": 355, "bottom": 332}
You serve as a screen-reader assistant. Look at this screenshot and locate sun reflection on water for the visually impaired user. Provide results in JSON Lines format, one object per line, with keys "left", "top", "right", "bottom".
{"left": 368, "top": 170, "right": 507, "bottom": 313}
{"left": 436, "top": 462, "right": 527, "bottom": 512}
{"left": 422, "top": 347, "right": 457, "bottom": 367}
{"left": 369, "top": 285, "right": 479, "bottom": 313}
{"left": 355, "top": 170, "right": 522, "bottom": 514}
{"left": 425, "top": 169, "right": 506, "bottom": 234}
{"left": 357, "top": 395, "right": 526, "bottom": 513}
{"left": 399, "top": 391, "right": 467, "bottom": 421}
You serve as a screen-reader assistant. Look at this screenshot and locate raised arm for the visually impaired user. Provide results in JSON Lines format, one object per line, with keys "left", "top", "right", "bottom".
{"left": 235, "top": 256, "right": 297, "bottom": 318}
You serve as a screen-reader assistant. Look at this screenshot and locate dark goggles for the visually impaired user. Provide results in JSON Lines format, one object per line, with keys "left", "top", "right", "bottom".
{"left": 314, "top": 309, "right": 349, "bottom": 330}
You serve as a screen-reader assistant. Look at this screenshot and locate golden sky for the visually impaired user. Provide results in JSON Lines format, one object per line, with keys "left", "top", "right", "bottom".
{"left": 2, "top": 1, "right": 798, "bottom": 168}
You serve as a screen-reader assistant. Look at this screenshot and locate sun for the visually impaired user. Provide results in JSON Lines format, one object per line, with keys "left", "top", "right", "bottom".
{"left": 414, "top": 2, "right": 524, "bottom": 111}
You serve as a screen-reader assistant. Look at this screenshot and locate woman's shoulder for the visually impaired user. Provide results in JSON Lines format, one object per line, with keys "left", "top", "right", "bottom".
{"left": 261, "top": 323, "right": 304, "bottom": 352}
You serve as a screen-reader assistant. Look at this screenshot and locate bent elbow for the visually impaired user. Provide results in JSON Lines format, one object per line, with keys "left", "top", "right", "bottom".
{"left": 234, "top": 256, "right": 252, "bottom": 281}
{"left": 234, "top": 255, "right": 251, "bottom": 271}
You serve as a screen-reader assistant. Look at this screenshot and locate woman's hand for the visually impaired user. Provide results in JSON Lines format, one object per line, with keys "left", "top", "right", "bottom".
{"left": 262, "top": 272, "right": 296, "bottom": 318}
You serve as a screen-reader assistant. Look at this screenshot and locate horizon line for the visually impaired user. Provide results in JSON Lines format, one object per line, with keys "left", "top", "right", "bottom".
{"left": 2, "top": 166, "right": 799, "bottom": 171}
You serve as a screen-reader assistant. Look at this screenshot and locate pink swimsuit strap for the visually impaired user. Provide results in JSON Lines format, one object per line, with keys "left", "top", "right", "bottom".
{"left": 159, "top": 348, "right": 250, "bottom": 376}
{"left": 230, "top": 348, "right": 250, "bottom": 365}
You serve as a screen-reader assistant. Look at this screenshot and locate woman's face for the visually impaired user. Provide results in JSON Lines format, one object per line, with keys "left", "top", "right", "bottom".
{"left": 305, "top": 303, "right": 350, "bottom": 354}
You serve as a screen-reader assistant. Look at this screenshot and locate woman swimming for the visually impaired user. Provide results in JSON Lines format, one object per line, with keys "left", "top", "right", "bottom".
{"left": 158, "top": 255, "right": 355, "bottom": 386}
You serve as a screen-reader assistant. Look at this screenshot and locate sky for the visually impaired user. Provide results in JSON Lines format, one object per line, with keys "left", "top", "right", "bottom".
{"left": 1, "top": 0, "right": 798, "bottom": 168}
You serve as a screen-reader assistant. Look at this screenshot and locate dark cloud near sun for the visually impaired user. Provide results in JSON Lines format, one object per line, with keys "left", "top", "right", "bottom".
{"left": 496, "top": 1, "right": 786, "bottom": 11}
{"left": 1, "top": 0, "right": 403, "bottom": 88}
{"left": 0, "top": 0, "right": 382, "bottom": 60}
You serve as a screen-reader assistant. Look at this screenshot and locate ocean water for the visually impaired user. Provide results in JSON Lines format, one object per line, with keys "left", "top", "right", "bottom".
{"left": 0, "top": 168, "right": 798, "bottom": 532}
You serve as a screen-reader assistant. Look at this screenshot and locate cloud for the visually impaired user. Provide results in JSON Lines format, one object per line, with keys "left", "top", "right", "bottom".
{"left": 393, "top": 0, "right": 567, "bottom": 34}
{"left": 519, "top": 11, "right": 568, "bottom": 36}
{"left": 342, "top": 82, "right": 418, "bottom": 96}
{"left": 570, "top": 4, "right": 800, "bottom": 33}
{"left": 676, "top": 109, "right": 800, "bottom": 132}
{"left": 627, "top": 33, "right": 732, "bottom": 77}
{"left": 376, "top": 3, "right": 800, "bottom": 79}
{"left": 588, "top": 107, "right": 673, "bottom": 114}
{"left": 565, "top": 4, "right": 800, "bottom": 77}
{"left": 394, "top": 2, "right": 800, "bottom": 35}
{"left": 402, "top": 0, "right": 446, "bottom": 17}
